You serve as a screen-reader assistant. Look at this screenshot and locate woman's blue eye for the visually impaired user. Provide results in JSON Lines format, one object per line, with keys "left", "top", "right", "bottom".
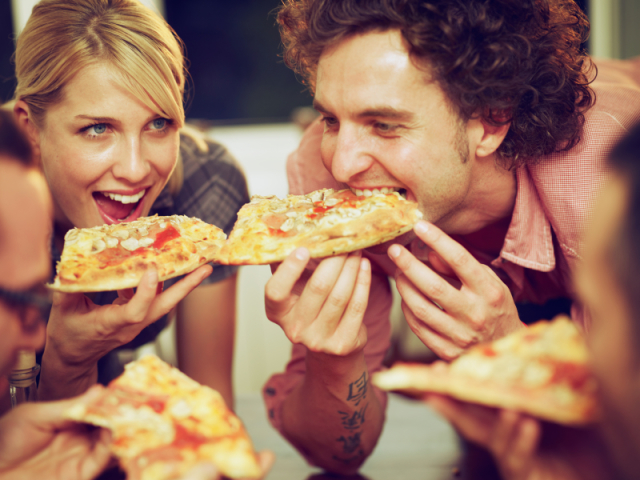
{"left": 91, "top": 124, "right": 107, "bottom": 135}
{"left": 151, "top": 118, "right": 167, "bottom": 130}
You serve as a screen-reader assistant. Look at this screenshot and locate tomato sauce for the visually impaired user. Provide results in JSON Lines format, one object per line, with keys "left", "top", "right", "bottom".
{"left": 547, "top": 361, "right": 591, "bottom": 389}
{"left": 95, "top": 224, "right": 181, "bottom": 267}
{"left": 152, "top": 225, "right": 180, "bottom": 249}
{"left": 171, "top": 423, "right": 208, "bottom": 449}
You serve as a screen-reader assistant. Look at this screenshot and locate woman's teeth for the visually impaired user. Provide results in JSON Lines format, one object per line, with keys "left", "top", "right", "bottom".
{"left": 350, "top": 187, "right": 402, "bottom": 197}
{"left": 103, "top": 190, "right": 146, "bottom": 204}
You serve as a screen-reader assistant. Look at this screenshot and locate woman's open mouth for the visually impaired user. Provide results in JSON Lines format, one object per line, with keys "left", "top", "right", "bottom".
{"left": 93, "top": 189, "right": 147, "bottom": 224}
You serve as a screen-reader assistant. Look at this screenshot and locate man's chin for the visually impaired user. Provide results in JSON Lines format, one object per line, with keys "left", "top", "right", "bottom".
{"left": 365, "top": 230, "right": 416, "bottom": 255}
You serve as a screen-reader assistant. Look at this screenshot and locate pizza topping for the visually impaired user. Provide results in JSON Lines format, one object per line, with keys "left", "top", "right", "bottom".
{"left": 139, "top": 237, "right": 155, "bottom": 248}
{"left": 92, "top": 239, "right": 107, "bottom": 253}
{"left": 65, "top": 229, "right": 80, "bottom": 244}
{"left": 153, "top": 225, "right": 181, "bottom": 249}
{"left": 105, "top": 236, "right": 119, "bottom": 248}
{"left": 112, "top": 229, "right": 130, "bottom": 240}
{"left": 261, "top": 213, "right": 288, "bottom": 230}
{"left": 121, "top": 237, "right": 141, "bottom": 251}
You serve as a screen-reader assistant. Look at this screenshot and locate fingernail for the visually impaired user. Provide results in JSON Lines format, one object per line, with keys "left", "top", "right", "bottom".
{"left": 415, "top": 221, "right": 428, "bottom": 234}
{"left": 388, "top": 244, "right": 401, "bottom": 258}
{"left": 360, "top": 258, "right": 370, "bottom": 271}
{"left": 295, "top": 248, "right": 309, "bottom": 261}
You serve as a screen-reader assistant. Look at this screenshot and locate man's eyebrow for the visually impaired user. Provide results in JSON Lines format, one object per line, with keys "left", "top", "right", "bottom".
{"left": 312, "top": 100, "right": 329, "bottom": 114}
{"left": 312, "top": 101, "right": 414, "bottom": 121}
{"left": 357, "top": 107, "right": 415, "bottom": 121}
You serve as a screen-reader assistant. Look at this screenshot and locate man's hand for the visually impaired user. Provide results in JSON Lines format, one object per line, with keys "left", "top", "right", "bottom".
{"left": 426, "top": 395, "right": 615, "bottom": 480}
{"left": 265, "top": 248, "right": 371, "bottom": 356}
{"left": 389, "top": 220, "right": 523, "bottom": 360}
{"left": 0, "top": 387, "right": 112, "bottom": 480}
{"left": 40, "top": 266, "right": 212, "bottom": 400}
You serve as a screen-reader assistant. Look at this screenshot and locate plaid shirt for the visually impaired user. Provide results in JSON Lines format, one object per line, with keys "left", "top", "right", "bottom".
{"left": 264, "top": 56, "right": 640, "bottom": 444}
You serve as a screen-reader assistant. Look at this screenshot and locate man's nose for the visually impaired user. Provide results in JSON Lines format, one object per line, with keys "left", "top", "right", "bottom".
{"left": 328, "top": 125, "right": 374, "bottom": 183}
{"left": 112, "top": 136, "right": 150, "bottom": 183}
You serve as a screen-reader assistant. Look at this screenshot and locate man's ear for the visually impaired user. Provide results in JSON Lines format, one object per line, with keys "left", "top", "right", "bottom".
{"left": 13, "top": 100, "right": 42, "bottom": 160}
{"left": 472, "top": 118, "right": 510, "bottom": 159}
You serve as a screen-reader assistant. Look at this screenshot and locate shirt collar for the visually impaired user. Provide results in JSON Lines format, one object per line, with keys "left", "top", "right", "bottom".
{"left": 499, "top": 166, "right": 556, "bottom": 272}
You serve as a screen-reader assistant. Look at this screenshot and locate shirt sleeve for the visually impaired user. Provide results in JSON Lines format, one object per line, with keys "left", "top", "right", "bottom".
{"left": 263, "top": 120, "right": 393, "bottom": 446}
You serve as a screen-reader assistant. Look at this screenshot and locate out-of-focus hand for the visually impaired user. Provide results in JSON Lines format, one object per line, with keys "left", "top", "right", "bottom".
{"left": 0, "top": 386, "right": 112, "bottom": 480}
{"left": 426, "top": 394, "right": 615, "bottom": 480}
{"left": 389, "top": 220, "right": 523, "bottom": 360}
{"left": 46, "top": 266, "right": 212, "bottom": 367}
{"left": 264, "top": 248, "right": 371, "bottom": 356}
{"left": 180, "top": 450, "right": 275, "bottom": 480}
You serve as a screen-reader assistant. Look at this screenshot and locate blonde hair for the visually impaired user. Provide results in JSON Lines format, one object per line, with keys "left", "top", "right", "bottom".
{"left": 14, "top": 0, "right": 188, "bottom": 195}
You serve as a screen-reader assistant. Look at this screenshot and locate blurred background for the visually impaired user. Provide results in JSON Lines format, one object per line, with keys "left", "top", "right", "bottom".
{"left": 1, "top": 0, "right": 639, "bottom": 396}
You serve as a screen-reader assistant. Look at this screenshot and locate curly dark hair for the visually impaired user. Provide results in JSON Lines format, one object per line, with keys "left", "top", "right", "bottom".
{"left": 277, "top": 0, "right": 595, "bottom": 168}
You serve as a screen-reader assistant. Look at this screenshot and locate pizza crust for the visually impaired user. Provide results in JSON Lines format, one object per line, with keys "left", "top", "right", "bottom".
{"left": 218, "top": 188, "right": 423, "bottom": 265}
{"left": 49, "top": 215, "right": 226, "bottom": 292}
{"left": 373, "top": 316, "right": 599, "bottom": 425}
{"left": 65, "top": 355, "right": 263, "bottom": 480}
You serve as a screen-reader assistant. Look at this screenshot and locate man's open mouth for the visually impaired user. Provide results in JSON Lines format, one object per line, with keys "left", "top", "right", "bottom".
{"left": 93, "top": 189, "right": 146, "bottom": 224}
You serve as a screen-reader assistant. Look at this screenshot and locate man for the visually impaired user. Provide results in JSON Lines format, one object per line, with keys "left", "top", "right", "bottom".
{"left": 0, "top": 110, "right": 238, "bottom": 479}
{"left": 262, "top": 0, "right": 640, "bottom": 474}
{"left": 0, "top": 108, "right": 113, "bottom": 478}
{"left": 426, "top": 121, "right": 640, "bottom": 480}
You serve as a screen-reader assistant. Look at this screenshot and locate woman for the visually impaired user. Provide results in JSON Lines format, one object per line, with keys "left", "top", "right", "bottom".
{"left": 11, "top": 0, "right": 247, "bottom": 407}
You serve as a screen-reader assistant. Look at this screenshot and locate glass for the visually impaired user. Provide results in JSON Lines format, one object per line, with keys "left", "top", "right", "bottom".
{"left": 9, "top": 363, "right": 39, "bottom": 407}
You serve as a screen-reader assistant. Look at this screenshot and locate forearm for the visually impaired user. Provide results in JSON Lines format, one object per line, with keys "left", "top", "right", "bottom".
{"left": 38, "top": 346, "right": 97, "bottom": 401}
{"left": 280, "top": 350, "right": 384, "bottom": 475}
{"left": 176, "top": 277, "right": 236, "bottom": 408}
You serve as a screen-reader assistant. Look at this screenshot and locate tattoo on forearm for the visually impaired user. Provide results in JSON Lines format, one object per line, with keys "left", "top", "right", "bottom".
{"left": 336, "top": 431, "right": 362, "bottom": 454}
{"left": 338, "top": 403, "right": 368, "bottom": 430}
{"left": 332, "top": 371, "right": 371, "bottom": 465}
{"left": 346, "top": 371, "right": 368, "bottom": 406}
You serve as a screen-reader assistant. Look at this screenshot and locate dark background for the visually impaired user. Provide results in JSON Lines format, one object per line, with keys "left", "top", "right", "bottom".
{"left": 0, "top": 0, "right": 589, "bottom": 123}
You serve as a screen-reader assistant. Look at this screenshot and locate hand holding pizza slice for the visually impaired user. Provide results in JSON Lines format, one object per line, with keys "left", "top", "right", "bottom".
{"left": 218, "top": 188, "right": 422, "bottom": 265}
{"left": 373, "top": 315, "right": 599, "bottom": 426}
{"left": 49, "top": 215, "right": 226, "bottom": 292}
{"left": 64, "top": 355, "right": 264, "bottom": 480}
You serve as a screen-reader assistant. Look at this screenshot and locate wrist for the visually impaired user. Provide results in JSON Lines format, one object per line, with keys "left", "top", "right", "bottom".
{"left": 39, "top": 346, "right": 98, "bottom": 400}
{"left": 305, "top": 349, "right": 368, "bottom": 382}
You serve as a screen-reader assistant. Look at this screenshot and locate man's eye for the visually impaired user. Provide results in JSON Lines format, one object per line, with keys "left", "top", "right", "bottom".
{"left": 322, "top": 116, "right": 338, "bottom": 127}
{"left": 375, "top": 122, "right": 396, "bottom": 132}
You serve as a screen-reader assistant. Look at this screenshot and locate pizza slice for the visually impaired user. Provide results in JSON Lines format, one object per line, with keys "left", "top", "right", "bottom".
{"left": 49, "top": 215, "right": 226, "bottom": 292}
{"left": 217, "top": 188, "right": 423, "bottom": 265}
{"left": 64, "top": 355, "right": 263, "bottom": 480}
{"left": 372, "top": 315, "right": 599, "bottom": 425}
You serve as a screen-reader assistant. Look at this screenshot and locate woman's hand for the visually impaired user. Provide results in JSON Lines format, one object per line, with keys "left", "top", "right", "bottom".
{"left": 264, "top": 248, "right": 371, "bottom": 356}
{"left": 0, "top": 386, "right": 112, "bottom": 480}
{"left": 39, "top": 266, "right": 212, "bottom": 400}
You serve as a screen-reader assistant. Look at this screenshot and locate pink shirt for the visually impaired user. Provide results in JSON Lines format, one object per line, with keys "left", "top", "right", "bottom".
{"left": 263, "top": 57, "right": 640, "bottom": 437}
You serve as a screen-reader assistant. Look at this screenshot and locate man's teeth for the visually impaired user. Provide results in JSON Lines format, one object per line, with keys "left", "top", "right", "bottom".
{"left": 350, "top": 187, "right": 401, "bottom": 197}
{"left": 103, "top": 190, "right": 146, "bottom": 204}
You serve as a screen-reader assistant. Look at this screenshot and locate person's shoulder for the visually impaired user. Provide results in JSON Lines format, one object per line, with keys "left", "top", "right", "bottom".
{"left": 179, "top": 127, "right": 245, "bottom": 176}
